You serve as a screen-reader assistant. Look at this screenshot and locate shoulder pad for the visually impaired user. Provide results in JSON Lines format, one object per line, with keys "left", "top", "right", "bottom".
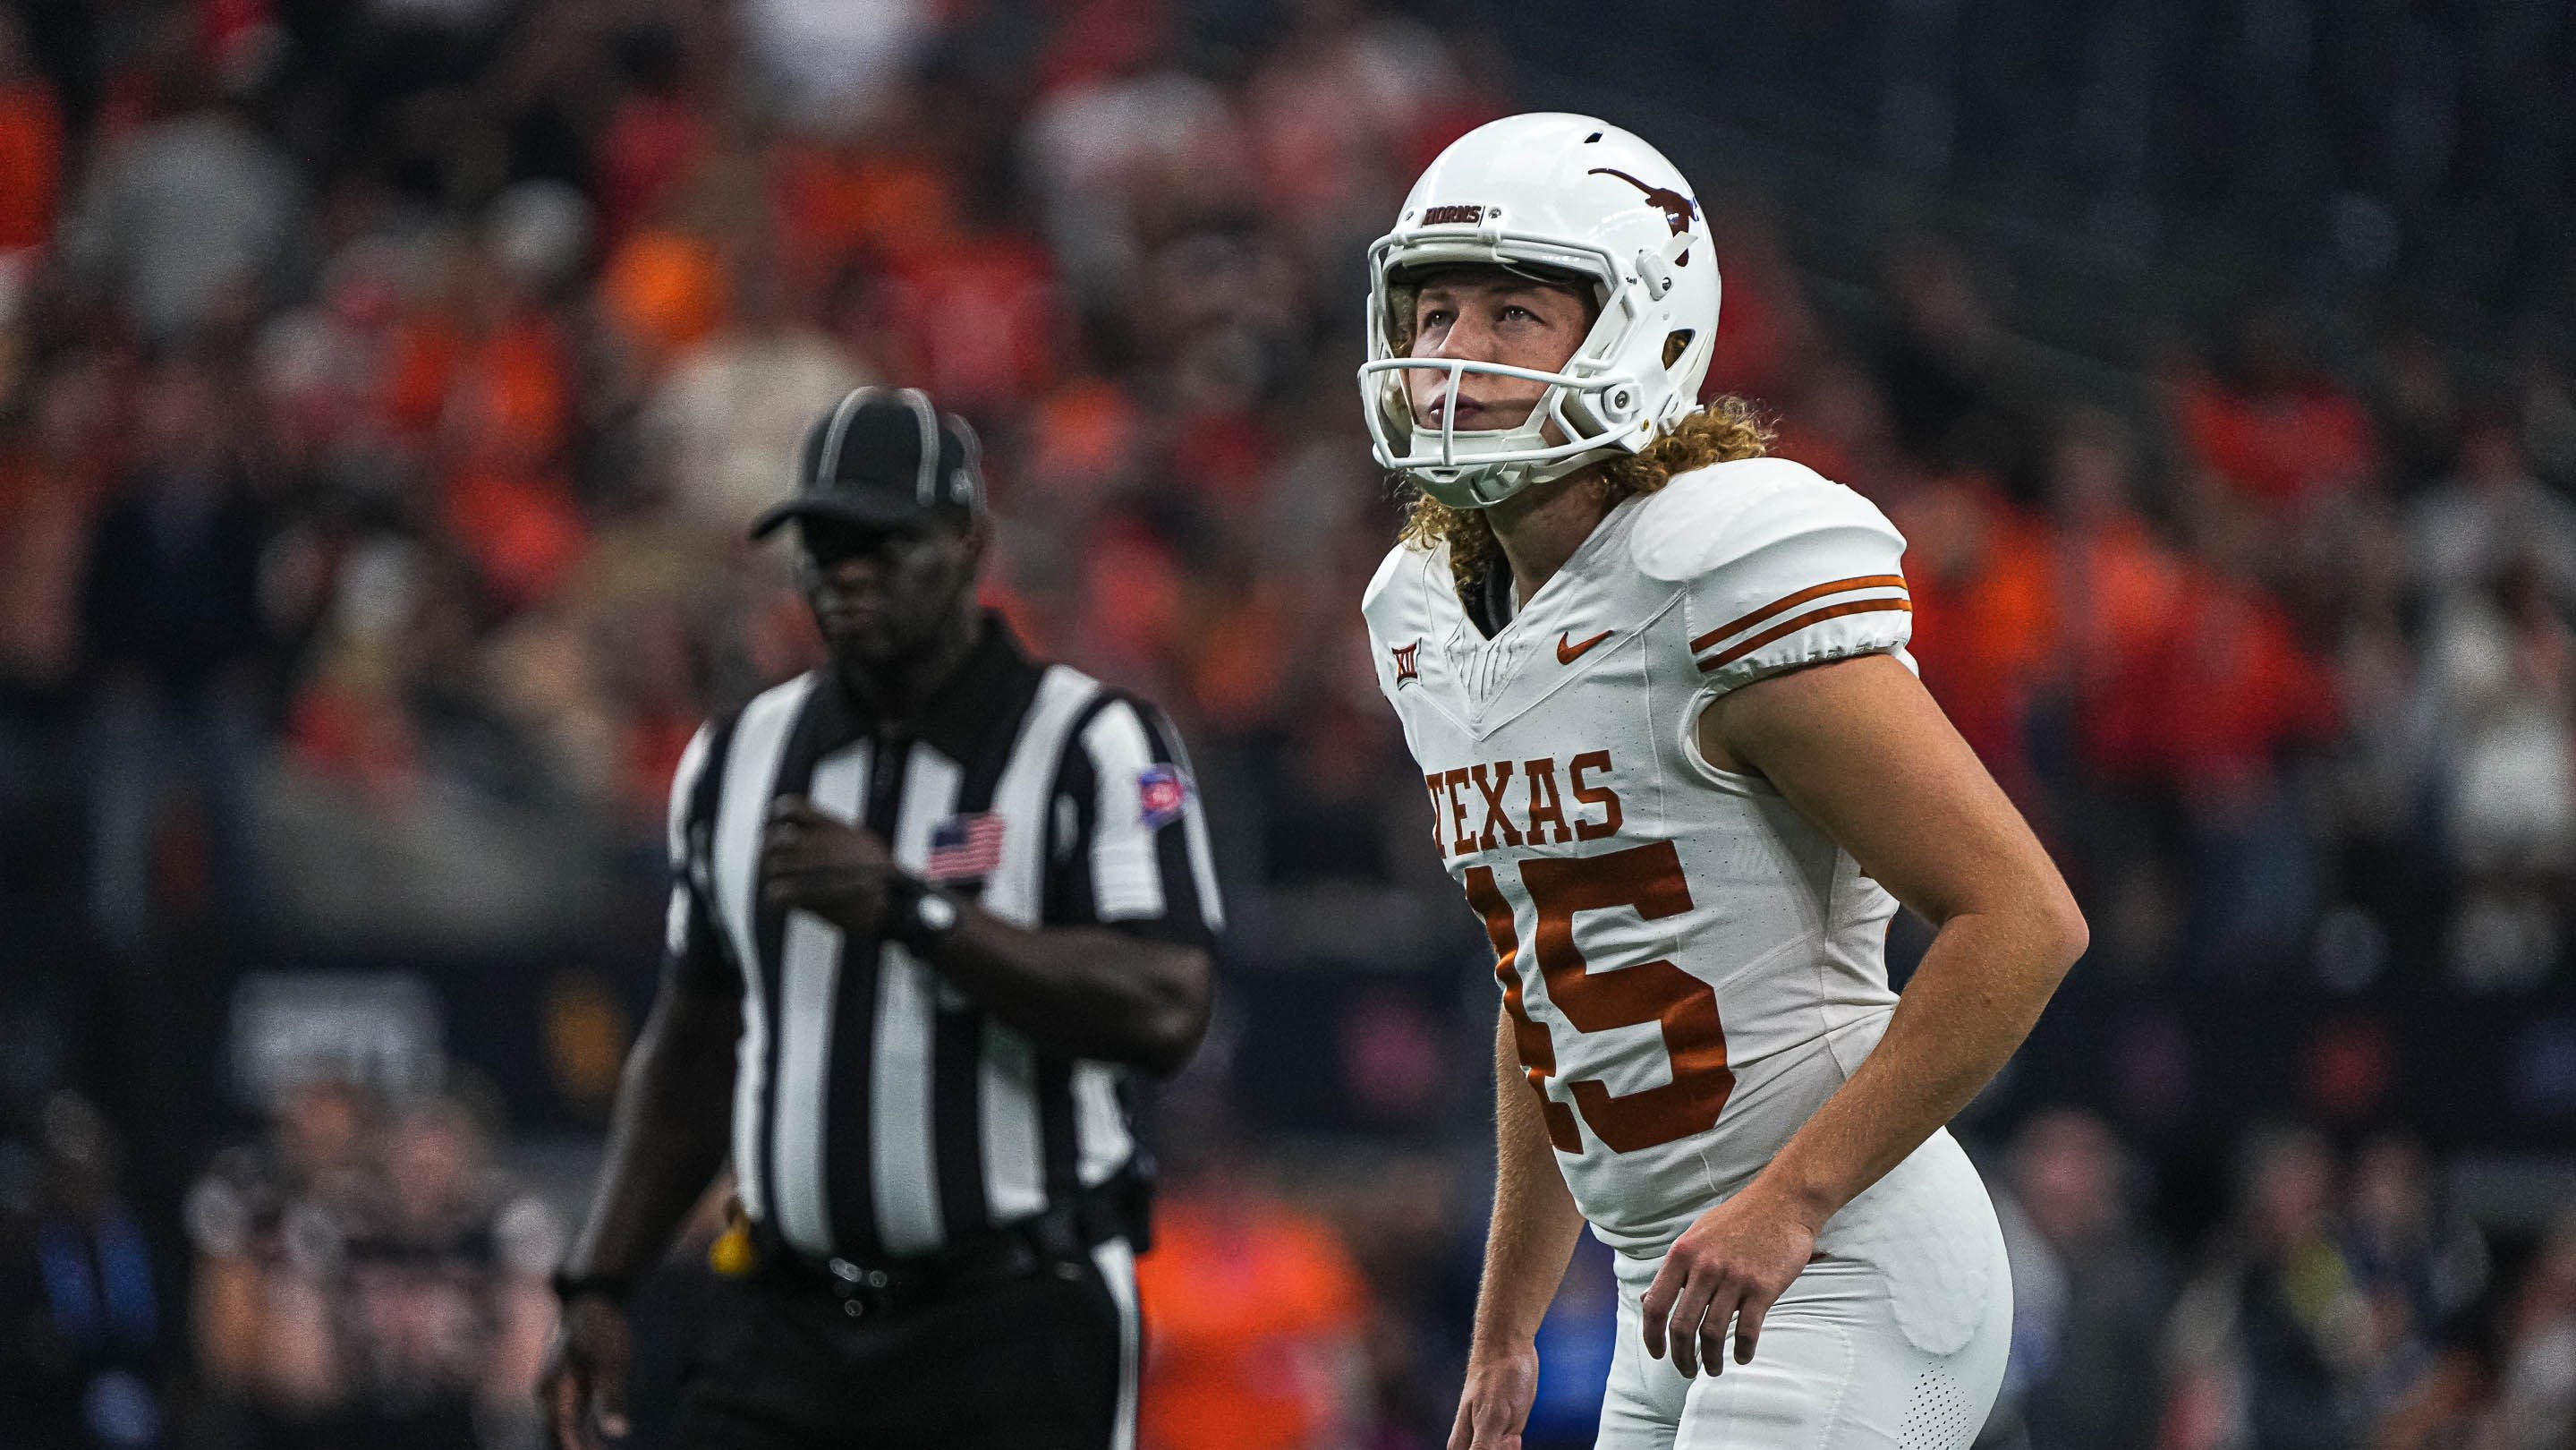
{"left": 1361, "top": 539, "right": 1443, "bottom": 638}
{"left": 1631, "top": 458, "right": 1913, "bottom": 695}
{"left": 1629, "top": 457, "right": 1899, "bottom": 584}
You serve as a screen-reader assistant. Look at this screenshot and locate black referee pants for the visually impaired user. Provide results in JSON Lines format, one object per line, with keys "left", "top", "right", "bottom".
{"left": 662, "top": 1238, "right": 1135, "bottom": 1450}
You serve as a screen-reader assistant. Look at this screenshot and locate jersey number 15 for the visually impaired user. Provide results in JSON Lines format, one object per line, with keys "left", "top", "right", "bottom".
{"left": 1465, "top": 840, "right": 1734, "bottom": 1154}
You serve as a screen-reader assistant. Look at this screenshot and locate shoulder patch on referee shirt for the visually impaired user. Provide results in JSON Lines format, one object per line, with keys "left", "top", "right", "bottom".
{"left": 1137, "top": 765, "right": 1189, "bottom": 829}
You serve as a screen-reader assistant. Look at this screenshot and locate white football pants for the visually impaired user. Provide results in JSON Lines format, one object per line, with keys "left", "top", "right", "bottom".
{"left": 1594, "top": 1130, "right": 2012, "bottom": 1450}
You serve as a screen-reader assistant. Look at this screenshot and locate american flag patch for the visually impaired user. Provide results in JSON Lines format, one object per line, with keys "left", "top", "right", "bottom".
{"left": 1138, "top": 765, "right": 1188, "bottom": 829}
{"left": 924, "top": 813, "right": 1006, "bottom": 883}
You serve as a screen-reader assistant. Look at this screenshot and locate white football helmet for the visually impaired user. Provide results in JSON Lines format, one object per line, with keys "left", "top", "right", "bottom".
{"left": 1359, "top": 113, "right": 1721, "bottom": 508}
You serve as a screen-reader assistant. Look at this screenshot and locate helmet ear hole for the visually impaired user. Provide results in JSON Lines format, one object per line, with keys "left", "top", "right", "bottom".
{"left": 1663, "top": 330, "right": 1694, "bottom": 368}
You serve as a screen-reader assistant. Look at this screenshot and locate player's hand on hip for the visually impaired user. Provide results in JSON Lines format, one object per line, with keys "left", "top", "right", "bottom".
{"left": 1450, "top": 1339, "right": 1540, "bottom": 1450}
{"left": 761, "top": 796, "right": 898, "bottom": 934}
{"left": 539, "top": 1294, "right": 633, "bottom": 1449}
{"left": 1639, "top": 1183, "right": 1817, "bottom": 1377}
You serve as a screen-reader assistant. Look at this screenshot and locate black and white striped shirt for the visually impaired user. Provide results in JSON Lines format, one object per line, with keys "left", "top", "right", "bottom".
{"left": 662, "top": 616, "right": 1222, "bottom": 1264}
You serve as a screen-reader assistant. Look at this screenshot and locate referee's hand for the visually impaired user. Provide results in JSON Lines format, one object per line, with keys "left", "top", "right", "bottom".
{"left": 761, "top": 797, "right": 898, "bottom": 934}
{"left": 540, "top": 1294, "right": 632, "bottom": 1449}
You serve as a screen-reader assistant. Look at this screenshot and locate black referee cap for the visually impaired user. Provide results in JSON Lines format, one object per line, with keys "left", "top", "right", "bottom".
{"left": 749, "top": 387, "right": 986, "bottom": 541}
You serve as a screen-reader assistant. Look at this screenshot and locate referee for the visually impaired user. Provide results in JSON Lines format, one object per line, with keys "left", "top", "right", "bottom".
{"left": 540, "top": 388, "right": 1220, "bottom": 1450}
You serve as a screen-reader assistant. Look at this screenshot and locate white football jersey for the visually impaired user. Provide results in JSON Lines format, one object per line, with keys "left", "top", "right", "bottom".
{"left": 1364, "top": 457, "right": 1917, "bottom": 1254}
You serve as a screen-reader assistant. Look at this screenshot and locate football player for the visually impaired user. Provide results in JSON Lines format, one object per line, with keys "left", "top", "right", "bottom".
{"left": 1356, "top": 114, "right": 2087, "bottom": 1450}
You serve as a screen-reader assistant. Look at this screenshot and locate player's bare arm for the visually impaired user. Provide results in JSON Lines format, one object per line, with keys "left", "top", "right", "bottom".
{"left": 541, "top": 961, "right": 740, "bottom": 1449}
{"left": 1637, "top": 652, "right": 2087, "bottom": 1377}
{"left": 761, "top": 797, "right": 1213, "bottom": 1074}
{"left": 1453, "top": 1009, "right": 1591, "bottom": 1450}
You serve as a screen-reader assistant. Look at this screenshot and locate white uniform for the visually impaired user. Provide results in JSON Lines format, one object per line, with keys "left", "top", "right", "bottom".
{"left": 1362, "top": 457, "right": 2011, "bottom": 1449}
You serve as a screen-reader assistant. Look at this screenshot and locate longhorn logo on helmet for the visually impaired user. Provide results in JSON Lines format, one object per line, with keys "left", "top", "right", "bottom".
{"left": 1586, "top": 167, "right": 1697, "bottom": 262}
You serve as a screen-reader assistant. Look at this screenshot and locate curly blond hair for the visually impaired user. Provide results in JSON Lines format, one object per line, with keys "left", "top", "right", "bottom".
{"left": 1397, "top": 397, "right": 1775, "bottom": 597}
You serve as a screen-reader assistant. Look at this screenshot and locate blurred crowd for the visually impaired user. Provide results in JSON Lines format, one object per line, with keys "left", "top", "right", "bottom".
{"left": 0, "top": 0, "right": 2572, "bottom": 985}
{"left": 4, "top": 1075, "right": 558, "bottom": 1449}
{"left": 0, "top": 0, "right": 2573, "bottom": 1446}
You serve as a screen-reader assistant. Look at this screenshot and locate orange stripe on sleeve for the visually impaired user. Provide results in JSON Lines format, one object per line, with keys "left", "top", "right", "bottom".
{"left": 1696, "top": 598, "right": 1913, "bottom": 672}
{"left": 1687, "top": 574, "right": 1909, "bottom": 654}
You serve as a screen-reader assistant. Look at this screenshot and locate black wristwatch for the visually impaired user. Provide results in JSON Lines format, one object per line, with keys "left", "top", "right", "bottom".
{"left": 881, "top": 876, "right": 961, "bottom": 953}
{"left": 549, "top": 1268, "right": 633, "bottom": 1306}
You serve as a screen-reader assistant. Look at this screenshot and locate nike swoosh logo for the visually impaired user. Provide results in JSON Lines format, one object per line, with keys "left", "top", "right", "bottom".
{"left": 1556, "top": 629, "right": 1613, "bottom": 665}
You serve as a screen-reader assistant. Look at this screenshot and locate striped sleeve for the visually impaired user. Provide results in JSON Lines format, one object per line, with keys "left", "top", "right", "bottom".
{"left": 663, "top": 712, "right": 743, "bottom": 995}
{"left": 1045, "top": 695, "right": 1224, "bottom": 945}
{"left": 1675, "top": 470, "right": 1912, "bottom": 698}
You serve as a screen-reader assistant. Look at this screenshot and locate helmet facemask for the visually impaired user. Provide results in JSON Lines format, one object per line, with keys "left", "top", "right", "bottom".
{"left": 1361, "top": 227, "right": 1701, "bottom": 509}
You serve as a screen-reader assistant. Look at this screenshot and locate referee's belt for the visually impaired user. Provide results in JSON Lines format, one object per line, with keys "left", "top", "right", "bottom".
{"left": 738, "top": 1165, "right": 1149, "bottom": 1318}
